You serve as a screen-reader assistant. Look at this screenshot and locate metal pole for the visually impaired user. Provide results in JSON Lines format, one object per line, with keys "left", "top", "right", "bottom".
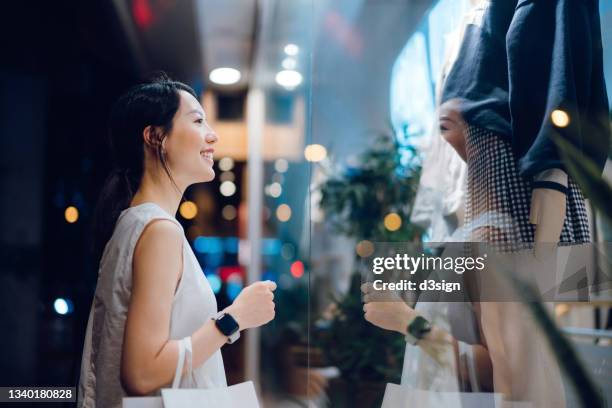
{"left": 245, "top": 88, "right": 265, "bottom": 388}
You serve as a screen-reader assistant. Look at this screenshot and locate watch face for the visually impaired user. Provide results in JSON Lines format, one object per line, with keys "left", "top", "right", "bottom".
{"left": 408, "top": 316, "right": 432, "bottom": 339}
{"left": 215, "top": 313, "right": 239, "bottom": 336}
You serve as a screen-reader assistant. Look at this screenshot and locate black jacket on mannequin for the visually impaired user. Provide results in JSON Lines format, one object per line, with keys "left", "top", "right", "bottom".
{"left": 441, "top": 0, "right": 610, "bottom": 180}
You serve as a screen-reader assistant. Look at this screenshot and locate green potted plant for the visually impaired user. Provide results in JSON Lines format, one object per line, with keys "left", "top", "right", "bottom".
{"left": 314, "top": 132, "right": 423, "bottom": 407}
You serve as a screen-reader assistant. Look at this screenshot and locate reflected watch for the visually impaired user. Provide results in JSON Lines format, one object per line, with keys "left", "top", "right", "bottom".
{"left": 404, "top": 315, "right": 432, "bottom": 345}
{"left": 212, "top": 311, "right": 240, "bottom": 344}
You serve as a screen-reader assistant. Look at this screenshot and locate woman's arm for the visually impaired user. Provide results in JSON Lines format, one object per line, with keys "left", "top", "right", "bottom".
{"left": 120, "top": 219, "right": 228, "bottom": 395}
{"left": 120, "top": 219, "right": 277, "bottom": 395}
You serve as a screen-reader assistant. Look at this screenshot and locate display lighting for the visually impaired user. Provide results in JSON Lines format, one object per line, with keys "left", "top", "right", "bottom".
{"left": 209, "top": 68, "right": 241, "bottom": 85}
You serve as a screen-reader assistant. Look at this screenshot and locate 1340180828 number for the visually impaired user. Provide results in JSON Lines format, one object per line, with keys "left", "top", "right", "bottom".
{"left": 4, "top": 387, "right": 74, "bottom": 402}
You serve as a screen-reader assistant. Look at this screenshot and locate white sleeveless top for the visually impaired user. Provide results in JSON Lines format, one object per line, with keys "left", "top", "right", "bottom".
{"left": 78, "top": 202, "right": 226, "bottom": 408}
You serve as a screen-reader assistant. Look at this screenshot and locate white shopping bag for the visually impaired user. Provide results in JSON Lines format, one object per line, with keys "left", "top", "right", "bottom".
{"left": 162, "top": 381, "right": 259, "bottom": 408}
{"left": 382, "top": 383, "right": 503, "bottom": 408}
{"left": 122, "top": 397, "right": 163, "bottom": 408}
{"left": 124, "top": 337, "right": 259, "bottom": 408}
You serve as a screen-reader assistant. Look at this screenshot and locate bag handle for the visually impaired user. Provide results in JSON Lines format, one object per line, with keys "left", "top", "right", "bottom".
{"left": 171, "top": 338, "right": 186, "bottom": 389}
{"left": 171, "top": 336, "right": 194, "bottom": 389}
{"left": 184, "top": 337, "right": 193, "bottom": 387}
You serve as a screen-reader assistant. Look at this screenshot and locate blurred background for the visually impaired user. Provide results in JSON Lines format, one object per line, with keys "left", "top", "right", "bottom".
{"left": 1, "top": 0, "right": 611, "bottom": 407}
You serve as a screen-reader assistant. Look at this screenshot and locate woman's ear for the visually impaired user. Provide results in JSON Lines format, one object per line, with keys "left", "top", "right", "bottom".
{"left": 143, "top": 126, "right": 162, "bottom": 149}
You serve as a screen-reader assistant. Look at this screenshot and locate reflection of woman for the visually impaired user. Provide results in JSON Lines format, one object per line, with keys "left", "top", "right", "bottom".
{"left": 78, "top": 75, "right": 276, "bottom": 407}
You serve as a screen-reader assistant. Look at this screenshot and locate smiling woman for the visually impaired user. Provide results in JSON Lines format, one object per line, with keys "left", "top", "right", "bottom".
{"left": 78, "top": 74, "right": 277, "bottom": 408}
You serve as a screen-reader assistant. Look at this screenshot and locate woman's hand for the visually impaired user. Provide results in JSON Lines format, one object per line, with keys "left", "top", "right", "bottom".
{"left": 224, "top": 280, "right": 276, "bottom": 330}
{"left": 361, "top": 282, "right": 416, "bottom": 335}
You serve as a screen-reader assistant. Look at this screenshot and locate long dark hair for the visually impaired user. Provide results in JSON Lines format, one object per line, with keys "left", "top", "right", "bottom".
{"left": 91, "top": 73, "right": 197, "bottom": 264}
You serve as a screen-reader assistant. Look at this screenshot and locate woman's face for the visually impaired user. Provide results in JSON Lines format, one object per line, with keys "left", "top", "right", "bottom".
{"left": 161, "top": 90, "right": 218, "bottom": 185}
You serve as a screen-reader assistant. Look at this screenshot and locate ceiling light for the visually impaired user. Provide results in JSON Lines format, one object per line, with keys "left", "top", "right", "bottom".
{"left": 209, "top": 67, "right": 241, "bottom": 85}
{"left": 284, "top": 44, "right": 299, "bottom": 56}
{"left": 275, "top": 70, "right": 303, "bottom": 89}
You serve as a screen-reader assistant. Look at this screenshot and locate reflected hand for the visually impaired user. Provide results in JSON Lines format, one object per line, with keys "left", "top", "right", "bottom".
{"left": 361, "top": 282, "right": 415, "bottom": 335}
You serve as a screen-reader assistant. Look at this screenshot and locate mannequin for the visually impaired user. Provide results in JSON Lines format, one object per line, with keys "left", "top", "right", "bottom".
{"left": 364, "top": 0, "right": 610, "bottom": 406}
{"left": 440, "top": 0, "right": 609, "bottom": 247}
{"left": 438, "top": 0, "right": 609, "bottom": 404}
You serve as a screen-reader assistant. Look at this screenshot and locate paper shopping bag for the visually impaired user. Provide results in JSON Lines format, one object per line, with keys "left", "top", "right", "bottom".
{"left": 161, "top": 381, "right": 259, "bottom": 408}
{"left": 382, "top": 383, "right": 504, "bottom": 408}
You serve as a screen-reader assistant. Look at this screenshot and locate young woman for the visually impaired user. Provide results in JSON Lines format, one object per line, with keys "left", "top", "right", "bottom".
{"left": 77, "top": 75, "right": 276, "bottom": 407}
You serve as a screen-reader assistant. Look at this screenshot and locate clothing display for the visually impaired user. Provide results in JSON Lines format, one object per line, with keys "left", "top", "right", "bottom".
{"left": 463, "top": 125, "right": 591, "bottom": 249}
{"left": 442, "top": 0, "right": 610, "bottom": 179}
{"left": 78, "top": 203, "right": 226, "bottom": 408}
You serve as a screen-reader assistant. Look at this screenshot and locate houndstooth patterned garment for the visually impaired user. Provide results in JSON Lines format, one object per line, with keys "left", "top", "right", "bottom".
{"left": 463, "top": 125, "right": 590, "bottom": 251}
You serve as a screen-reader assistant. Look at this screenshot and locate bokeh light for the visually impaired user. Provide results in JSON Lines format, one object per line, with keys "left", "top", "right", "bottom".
{"left": 276, "top": 204, "right": 292, "bottom": 222}
{"left": 356, "top": 240, "right": 375, "bottom": 257}
{"left": 207, "top": 274, "right": 222, "bottom": 294}
{"left": 274, "top": 159, "right": 289, "bottom": 173}
{"left": 220, "top": 181, "right": 237, "bottom": 196}
{"left": 54, "top": 298, "right": 73, "bottom": 315}
{"left": 218, "top": 157, "right": 234, "bottom": 171}
{"left": 179, "top": 201, "right": 198, "bottom": 219}
{"left": 290, "top": 260, "right": 304, "bottom": 278}
{"left": 384, "top": 212, "right": 402, "bottom": 231}
{"left": 222, "top": 204, "right": 237, "bottom": 220}
{"left": 551, "top": 109, "right": 570, "bottom": 128}
{"left": 64, "top": 206, "right": 79, "bottom": 223}
{"left": 304, "top": 144, "right": 327, "bottom": 162}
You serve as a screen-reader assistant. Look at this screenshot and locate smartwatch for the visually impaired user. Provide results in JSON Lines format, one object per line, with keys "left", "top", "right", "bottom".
{"left": 212, "top": 311, "right": 240, "bottom": 344}
{"left": 404, "top": 315, "right": 432, "bottom": 345}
